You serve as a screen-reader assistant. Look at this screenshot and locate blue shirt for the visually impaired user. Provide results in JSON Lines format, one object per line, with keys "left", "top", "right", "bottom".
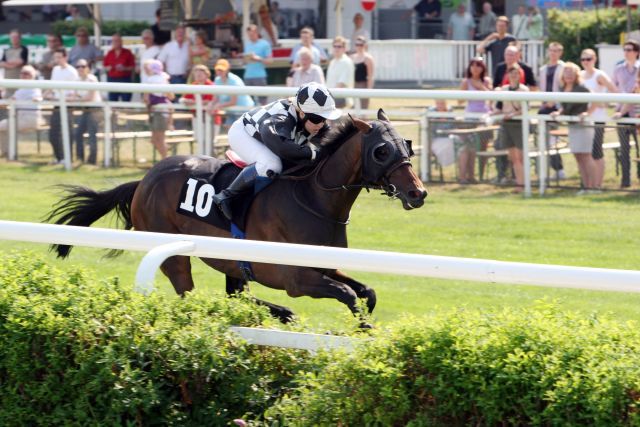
{"left": 244, "top": 39, "right": 272, "bottom": 79}
{"left": 215, "top": 72, "right": 255, "bottom": 107}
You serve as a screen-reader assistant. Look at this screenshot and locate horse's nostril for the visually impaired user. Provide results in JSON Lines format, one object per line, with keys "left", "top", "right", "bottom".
{"left": 409, "top": 190, "right": 427, "bottom": 200}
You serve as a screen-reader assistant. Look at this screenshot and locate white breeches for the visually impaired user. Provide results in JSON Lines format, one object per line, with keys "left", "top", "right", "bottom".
{"left": 228, "top": 119, "right": 282, "bottom": 177}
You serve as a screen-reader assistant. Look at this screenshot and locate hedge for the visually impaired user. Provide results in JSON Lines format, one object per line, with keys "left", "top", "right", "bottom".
{"left": 52, "top": 19, "right": 151, "bottom": 37}
{"left": 548, "top": 8, "right": 640, "bottom": 63}
{"left": 2, "top": 252, "right": 640, "bottom": 425}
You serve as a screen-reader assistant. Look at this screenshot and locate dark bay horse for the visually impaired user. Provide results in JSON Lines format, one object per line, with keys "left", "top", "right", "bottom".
{"left": 47, "top": 110, "right": 427, "bottom": 324}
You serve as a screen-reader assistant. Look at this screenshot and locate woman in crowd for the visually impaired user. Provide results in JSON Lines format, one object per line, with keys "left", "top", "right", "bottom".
{"left": 350, "top": 36, "right": 375, "bottom": 110}
{"left": 188, "top": 30, "right": 211, "bottom": 82}
{"left": 181, "top": 64, "right": 215, "bottom": 130}
{"left": 209, "top": 59, "right": 255, "bottom": 124}
{"left": 492, "top": 64, "right": 529, "bottom": 191}
{"left": 143, "top": 59, "right": 175, "bottom": 159}
{"left": 457, "top": 57, "right": 492, "bottom": 184}
{"left": 71, "top": 59, "right": 101, "bottom": 164}
{"left": 579, "top": 48, "right": 617, "bottom": 191}
{"left": 551, "top": 62, "right": 597, "bottom": 194}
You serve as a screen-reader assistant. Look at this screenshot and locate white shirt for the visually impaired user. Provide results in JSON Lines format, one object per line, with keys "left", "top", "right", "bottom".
{"left": 158, "top": 40, "right": 190, "bottom": 76}
{"left": 14, "top": 87, "right": 42, "bottom": 113}
{"left": 75, "top": 74, "right": 102, "bottom": 103}
{"left": 147, "top": 73, "right": 170, "bottom": 96}
{"left": 512, "top": 14, "right": 529, "bottom": 40}
{"left": 326, "top": 54, "right": 355, "bottom": 107}
{"left": 139, "top": 45, "right": 161, "bottom": 83}
{"left": 50, "top": 64, "right": 79, "bottom": 99}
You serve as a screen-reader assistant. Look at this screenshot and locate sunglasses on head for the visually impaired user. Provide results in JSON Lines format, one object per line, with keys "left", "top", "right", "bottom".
{"left": 305, "top": 113, "right": 326, "bottom": 124}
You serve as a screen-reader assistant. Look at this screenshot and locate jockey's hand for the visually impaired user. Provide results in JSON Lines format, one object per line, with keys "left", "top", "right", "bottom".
{"left": 312, "top": 146, "right": 329, "bottom": 163}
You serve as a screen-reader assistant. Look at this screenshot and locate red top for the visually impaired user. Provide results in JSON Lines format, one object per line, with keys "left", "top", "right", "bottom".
{"left": 183, "top": 80, "right": 215, "bottom": 104}
{"left": 103, "top": 48, "right": 135, "bottom": 79}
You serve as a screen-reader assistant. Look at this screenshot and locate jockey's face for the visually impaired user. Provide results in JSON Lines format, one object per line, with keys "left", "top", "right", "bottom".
{"left": 301, "top": 112, "right": 326, "bottom": 134}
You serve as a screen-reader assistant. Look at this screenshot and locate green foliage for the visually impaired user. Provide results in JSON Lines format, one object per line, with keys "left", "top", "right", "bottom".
{"left": 547, "top": 8, "right": 640, "bottom": 63}
{"left": 268, "top": 304, "right": 640, "bottom": 426}
{"left": 52, "top": 19, "right": 151, "bottom": 37}
{"left": 0, "top": 252, "right": 312, "bottom": 426}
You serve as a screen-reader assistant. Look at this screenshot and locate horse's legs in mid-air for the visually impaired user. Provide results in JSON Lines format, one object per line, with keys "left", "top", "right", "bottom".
{"left": 160, "top": 255, "right": 194, "bottom": 295}
{"left": 325, "top": 270, "right": 377, "bottom": 314}
{"left": 225, "top": 275, "right": 295, "bottom": 323}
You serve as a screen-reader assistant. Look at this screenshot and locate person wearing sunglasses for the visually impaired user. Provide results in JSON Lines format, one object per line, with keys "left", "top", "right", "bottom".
{"left": 212, "top": 82, "right": 342, "bottom": 220}
{"left": 612, "top": 40, "right": 640, "bottom": 188}
{"left": 326, "top": 36, "right": 354, "bottom": 109}
{"left": 70, "top": 59, "right": 101, "bottom": 164}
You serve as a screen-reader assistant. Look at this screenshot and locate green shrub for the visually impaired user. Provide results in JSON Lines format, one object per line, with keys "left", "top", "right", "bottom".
{"left": 52, "top": 19, "right": 151, "bottom": 37}
{"left": 267, "top": 304, "right": 640, "bottom": 426}
{"left": 548, "top": 8, "right": 640, "bottom": 63}
{"left": 0, "top": 252, "right": 312, "bottom": 426}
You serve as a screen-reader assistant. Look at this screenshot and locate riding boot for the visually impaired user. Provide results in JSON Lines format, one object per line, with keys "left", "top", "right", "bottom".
{"left": 212, "top": 164, "right": 258, "bottom": 220}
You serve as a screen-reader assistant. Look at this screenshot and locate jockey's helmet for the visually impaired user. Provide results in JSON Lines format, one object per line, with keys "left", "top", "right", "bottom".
{"left": 295, "top": 82, "right": 342, "bottom": 120}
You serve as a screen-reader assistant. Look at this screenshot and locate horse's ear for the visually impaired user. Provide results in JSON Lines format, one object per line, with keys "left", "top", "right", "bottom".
{"left": 349, "top": 114, "right": 372, "bottom": 133}
{"left": 377, "top": 109, "right": 390, "bottom": 122}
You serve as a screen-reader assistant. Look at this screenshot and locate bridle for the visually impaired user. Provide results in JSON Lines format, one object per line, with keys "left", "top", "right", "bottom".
{"left": 283, "top": 121, "right": 415, "bottom": 225}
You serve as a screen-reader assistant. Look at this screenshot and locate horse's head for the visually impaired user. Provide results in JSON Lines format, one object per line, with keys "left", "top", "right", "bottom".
{"left": 352, "top": 110, "right": 427, "bottom": 210}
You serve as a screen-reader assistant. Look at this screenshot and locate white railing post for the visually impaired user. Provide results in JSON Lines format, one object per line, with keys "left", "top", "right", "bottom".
{"left": 195, "top": 94, "right": 204, "bottom": 155}
{"left": 8, "top": 102, "right": 16, "bottom": 161}
{"left": 521, "top": 101, "right": 531, "bottom": 197}
{"left": 59, "top": 91, "right": 72, "bottom": 171}
{"left": 134, "top": 240, "right": 196, "bottom": 295}
{"left": 204, "top": 110, "right": 212, "bottom": 157}
{"left": 103, "top": 104, "right": 112, "bottom": 167}
{"left": 419, "top": 111, "right": 430, "bottom": 182}
{"left": 538, "top": 116, "right": 547, "bottom": 195}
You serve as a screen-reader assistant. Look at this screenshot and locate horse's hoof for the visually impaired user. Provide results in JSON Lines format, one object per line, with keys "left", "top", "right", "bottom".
{"left": 358, "top": 321, "right": 374, "bottom": 330}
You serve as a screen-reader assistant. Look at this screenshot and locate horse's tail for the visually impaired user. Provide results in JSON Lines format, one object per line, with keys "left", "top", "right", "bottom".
{"left": 45, "top": 181, "right": 140, "bottom": 258}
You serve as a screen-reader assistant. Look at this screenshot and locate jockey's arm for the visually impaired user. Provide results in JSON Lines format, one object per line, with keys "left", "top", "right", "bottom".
{"left": 260, "top": 116, "right": 314, "bottom": 161}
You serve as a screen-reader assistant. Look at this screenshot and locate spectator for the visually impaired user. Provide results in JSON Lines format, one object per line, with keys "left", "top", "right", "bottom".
{"left": 447, "top": 4, "right": 475, "bottom": 41}
{"left": 209, "top": 59, "right": 255, "bottom": 124}
{"left": 350, "top": 36, "right": 375, "bottom": 110}
{"left": 477, "top": 16, "right": 516, "bottom": 75}
{"left": 270, "top": 1, "right": 286, "bottom": 36}
{"left": 243, "top": 24, "right": 273, "bottom": 105}
{"left": 413, "top": 0, "right": 441, "bottom": 19}
{"left": 612, "top": 40, "right": 640, "bottom": 188}
{"left": 188, "top": 30, "right": 211, "bottom": 77}
{"left": 44, "top": 48, "right": 78, "bottom": 164}
{"left": 68, "top": 27, "right": 103, "bottom": 71}
{"left": 138, "top": 29, "right": 161, "bottom": 83}
{"left": 493, "top": 64, "right": 529, "bottom": 191}
{"left": 143, "top": 59, "right": 174, "bottom": 159}
{"left": 493, "top": 45, "right": 536, "bottom": 89}
{"left": 551, "top": 63, "right": 597, "bottom": 194}
{"left": 350, "top": 13, "right": 370, "bottom": 53}
{"left": 0, "top": 29, "right": 28, "bottom": 97}
{"left": 511, "top": 5, "right": 528, "bottom": 40}
{"left": 477, "top": 2, "right": 496, "bottom": 40}
{"left": 182, "top": 64, "right": 214, "bottom": 106}
{"left": 580, "top": 48, "right": 617, "bottom": 191}
{"left": 0, "top": 66, "right": 43, "bottom": 159}
{"left": 289, "top": 48, "right": 325, "bottom": 87}
{"left": 527, "top": 7, "right": 544, "bottom": 40}
{"left": 538, "top": 42, "right": 566, "bottom": 180}
{"left": 158, "top": 25, "right": 190, "bottom": 87}
{"left": 70, "top": 59, "right": 101, "bottom": 164}
{"left": 151, "top": 8, "right": 171, "bottom": 46}
{"left": 35, "top": 33, "right": 62, "bottom": 80}
{"left": 326, "top": 36, "right": 355, "bottom": 108}
{"left": 103, "top": 33, "right": 135, "bottom": 102}
{"left": 257, "top": 4, "right": 279, "bottom": 47}
{"left": 289, "top": 27, "right": 327, "bottom": 68}
{"left": 457, "top": 57, "right": 492, "bottom": 184}
{"left": 65, "top": 5, "right": 81, "bottom": 21}
{"left": 428, "top": 100, "right": 455, "bottom": 168}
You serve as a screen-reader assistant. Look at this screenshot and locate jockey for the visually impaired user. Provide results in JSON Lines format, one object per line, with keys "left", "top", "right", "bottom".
{"left": 212, "top": 82, "right": 343, "bottom": 220}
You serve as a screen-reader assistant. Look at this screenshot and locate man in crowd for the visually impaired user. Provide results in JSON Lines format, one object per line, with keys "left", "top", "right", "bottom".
{"left": 44, "top": 48, "right": 78, "bottom": 164}
{"left": 325, "top": 36, "right": 354, "bottom": 108}
{"left": 35, "top": 34, "right": 62, "bottom": 80}
{"left": 0, "top": 29, "right": 28, "bottom": 97}
{"left": 477, "top": 16, "right": 516, "bottom": 75}
{"left": 68, "top": 27, "right": 103, "bottom": 71}
{"left": 477, "top": 2, "right": 496, "bottom": 40}
{"left": 243, "top": 24, "right": 273, "bottom": 105}
{"left": 289, "top": 27, "right": 327, "bottom": 68}
{"left": 413, "top": 0, "right": 441, "bottom": 19}
{"left": 158, "top": 24, "right": 190, "bottom": 87}
{"left": 511, "top": 5, "right": 529, "bottom": 40}
{"left": 138, "top": 29, "right": 161, "bottom": 84}
{"left": 447, "top": 4, "right": 475, "bottom": 41}
{"left": 103, "top": 33, "right": 135, "bottom": 102}
{"left": 151, "top": 8, "right": 171, "bottom": 46}
{"left": 493, "top": 45, "right": 536, "bottom": 89}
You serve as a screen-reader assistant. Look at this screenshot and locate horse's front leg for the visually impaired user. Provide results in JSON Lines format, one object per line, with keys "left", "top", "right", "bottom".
{"left": 225, "top": 275, "right": 295, "bottom": 324}
{"left": 324, "top": 270, "right": 377, "bottom": 314}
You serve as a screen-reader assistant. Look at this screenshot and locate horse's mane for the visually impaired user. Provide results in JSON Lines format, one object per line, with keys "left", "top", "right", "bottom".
{"left": 314, "top": 115, "right": 359, "bottom": 149}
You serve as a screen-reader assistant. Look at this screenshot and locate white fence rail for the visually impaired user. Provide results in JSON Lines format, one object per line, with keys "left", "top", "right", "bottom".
{"left": 2, "top": 219, "right": 640, "bottom": 350}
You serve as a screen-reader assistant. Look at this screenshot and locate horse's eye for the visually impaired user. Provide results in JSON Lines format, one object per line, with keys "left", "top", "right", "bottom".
{"left": 373, "top": 145, "right": 389, "bottom": 162}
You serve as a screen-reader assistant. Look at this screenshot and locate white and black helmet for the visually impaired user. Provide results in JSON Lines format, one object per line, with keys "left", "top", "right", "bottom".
{"left": 295, "top": 82, "right": 342, "bottom": 120}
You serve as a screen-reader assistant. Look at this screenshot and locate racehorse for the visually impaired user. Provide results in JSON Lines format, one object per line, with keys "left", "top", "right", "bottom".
{"left": 46, "top": 110, "right": 427, "bottom": 325}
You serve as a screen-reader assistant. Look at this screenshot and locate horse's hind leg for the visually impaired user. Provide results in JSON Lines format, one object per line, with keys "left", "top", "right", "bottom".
{"left": 160, "top": 255, "right": 194, "bottom": 295}
{"left": 325, "top": 270, "right": 377, "bottom": 314}
{"left": 225, "top": 275, "right": 295, "bottom": 324}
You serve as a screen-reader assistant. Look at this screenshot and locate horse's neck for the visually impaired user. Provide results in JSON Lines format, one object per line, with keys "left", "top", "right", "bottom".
{"left": 314, "top": 133, "right": 363, "bottom": 220}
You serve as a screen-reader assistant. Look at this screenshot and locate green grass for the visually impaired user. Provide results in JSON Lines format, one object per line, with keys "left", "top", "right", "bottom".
{"left": 1, "top": 161, "right": 640, "bottom": 331}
